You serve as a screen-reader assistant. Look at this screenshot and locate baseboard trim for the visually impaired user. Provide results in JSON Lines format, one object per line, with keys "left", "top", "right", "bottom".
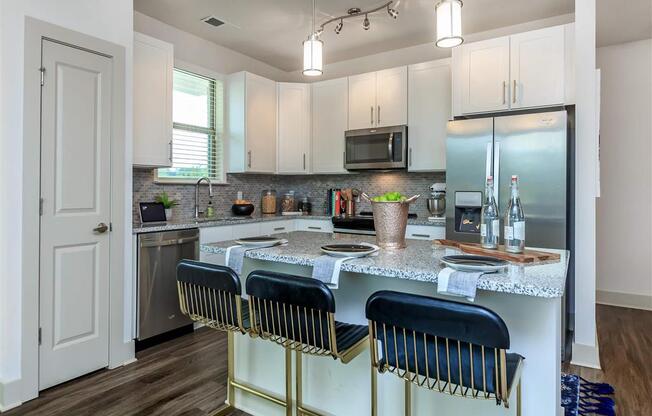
{"left": 0, "top": 377, "right": 23, "bottom": 412}
{"left": 596, "top": 290, "right": 652, "bottom": 311}
{"left": 571, "top": 342, "right": 601, "bottom": 369}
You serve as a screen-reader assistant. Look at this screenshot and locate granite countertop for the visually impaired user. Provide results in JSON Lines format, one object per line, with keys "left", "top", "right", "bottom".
{"left": 201, "top": 231, "right": 569, "bottom": 299}
{"left": 133, "top": 214, "right": 445, "bottom": 234}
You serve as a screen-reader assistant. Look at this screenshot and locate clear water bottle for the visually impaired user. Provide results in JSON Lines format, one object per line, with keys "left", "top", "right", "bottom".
{"left": 480, "top": 176, "right": 500, "bottom": 249}
{"left": 504, "top": 175, "right": 525, "bottom": 253}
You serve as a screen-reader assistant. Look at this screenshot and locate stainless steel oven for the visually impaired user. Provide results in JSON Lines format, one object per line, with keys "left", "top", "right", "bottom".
{"left": 344, "top": 125, "right": 407, "bottom": 170}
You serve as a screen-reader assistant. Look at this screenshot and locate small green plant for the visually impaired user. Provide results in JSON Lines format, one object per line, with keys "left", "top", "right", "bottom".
{"left": 155, "top": 192, "right": 179, "bottom": 209}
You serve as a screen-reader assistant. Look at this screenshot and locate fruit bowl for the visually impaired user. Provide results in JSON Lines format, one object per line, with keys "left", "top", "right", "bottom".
{"left": 231, "top": 203, "right": 255, "bottom": 216}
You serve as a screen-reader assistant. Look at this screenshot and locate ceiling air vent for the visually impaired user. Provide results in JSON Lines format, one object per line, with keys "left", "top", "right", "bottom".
{"left": 201, "top": 16, "right": 225, "bottom": 27}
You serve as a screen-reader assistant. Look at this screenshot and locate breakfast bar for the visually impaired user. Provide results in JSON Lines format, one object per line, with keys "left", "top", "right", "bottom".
{"left": 201, "top": 231, "right": 569, "bottom": 416}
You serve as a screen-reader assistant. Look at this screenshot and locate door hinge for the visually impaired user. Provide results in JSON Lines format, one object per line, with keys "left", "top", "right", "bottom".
{"left": 39, "top": 198, "right": 44, "bottom": 216}
{"left": 109, "top": 222, "right": 113, "bottom": 232}
{"left": 38, "top": 327, "right": 42, "bottom": 345}
{"left": 39, "top": 67, "right": 45, "bottom": 86}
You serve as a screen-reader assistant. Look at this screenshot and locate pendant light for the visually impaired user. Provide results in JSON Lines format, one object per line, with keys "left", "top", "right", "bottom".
{"left": 303, "top": 0, "right": 323, "bottom": 76}
{"left": 435, "top": 0, "right": 463, "bottom": 48}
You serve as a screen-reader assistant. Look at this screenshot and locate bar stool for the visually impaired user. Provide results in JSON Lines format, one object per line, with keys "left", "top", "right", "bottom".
{"left": 176, "top": 260, "right": 293, "bottom": 416}
{"left": 365, "top": 290, "right": 524, "bottom": 416}
{"left": 246, "top": 270, "right": 370, "bottom": 416}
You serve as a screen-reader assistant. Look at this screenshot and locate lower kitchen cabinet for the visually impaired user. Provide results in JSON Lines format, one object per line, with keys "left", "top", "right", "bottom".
{"left": 295, "top": 219, "right": 334, "bottom": 233}
{"left": 260, "top": 220, "right": 295, "bottom": 235}
{"left": 406, "top": 225, "right": 445, "bottom": 240}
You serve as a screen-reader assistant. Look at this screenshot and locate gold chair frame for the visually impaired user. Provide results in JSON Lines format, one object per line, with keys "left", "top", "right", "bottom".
{"left": 368, "top": 320, "right": 523, "bottom": 416}
{"left": 248, "top": 295, "right": 369, "bottom": 416}
{"left": 177, "top": 281, "right": 293, "bottom": 416}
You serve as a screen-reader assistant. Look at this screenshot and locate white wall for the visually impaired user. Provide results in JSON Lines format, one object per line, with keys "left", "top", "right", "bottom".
{"left": 0, "top": 0, "right": 134, "bottom": 409}
{"left": 596, "top": 39, "right": 652, "bottom": 309}
{"left": 134, "top": 11, "right": 291, "bottom": 81}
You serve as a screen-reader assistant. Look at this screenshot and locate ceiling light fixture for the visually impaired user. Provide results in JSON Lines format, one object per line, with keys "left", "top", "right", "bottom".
{"left": 435, "top": 0, "right": 463, "bottom": 48}
{"left": 318, "top": 1, "right": 399, "bottom": 36}
{"left": 303, "top": 0, "right": 323, "bottom": 76}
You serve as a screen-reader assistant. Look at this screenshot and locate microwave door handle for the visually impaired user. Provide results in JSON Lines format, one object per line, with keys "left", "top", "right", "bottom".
{"left": 388, "top": 133, "right": 394, "bottom": 160}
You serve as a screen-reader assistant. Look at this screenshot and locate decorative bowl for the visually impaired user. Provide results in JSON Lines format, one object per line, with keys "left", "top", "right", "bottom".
{"left": 231, "top": 203, "right": 255, "bottom": 216}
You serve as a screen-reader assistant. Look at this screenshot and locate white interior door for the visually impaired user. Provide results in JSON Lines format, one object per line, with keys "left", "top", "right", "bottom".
{"left": 375, "top": 66, "right": 407, "bottom": 127}
{"left": 39, "top": 39, "right": 112, "bottom": 390}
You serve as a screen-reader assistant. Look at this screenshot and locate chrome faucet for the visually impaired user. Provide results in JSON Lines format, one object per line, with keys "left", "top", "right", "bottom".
{"left": 194, "top": 177, "right": 213, "bottom": 219}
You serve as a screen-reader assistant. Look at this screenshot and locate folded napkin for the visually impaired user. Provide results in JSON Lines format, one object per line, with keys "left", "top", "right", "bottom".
{"left": 225, "top": 239, "right": 288, "bottom": 276}
{"left": 311, "top": 255, "right": 354, "bottom": 289}
{"left": 437, "top": 267, "right": 482, "bottom": 302}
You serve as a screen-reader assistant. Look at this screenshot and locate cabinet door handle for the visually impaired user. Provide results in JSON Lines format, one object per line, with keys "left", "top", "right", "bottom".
{"left": 411, "top": 233, "right": 431, "bottom": 238}
{"left": 377, "top": 105, "right": 381, "bottom": 125}
{"left": 409, "top": 147, "right": 412, "bottom": 167}
{"left": 168, "top": 140, "right": 173, "bottom": 163}
{"left": 502, "top": 81, "right": 507, "bottom": 105}
{"left": 303, "top": 153, "right": 306, "bottom": 170}
{"left": 343, "top": 151, "right": 346, "bottom": 167}
{"left": 248, "top": 150, "right": 252, "bottom": 168}
{"left": 513, "top": 80, "right": 517, "bottom": 104}
{"left": 308, "top": 226, "right": 322, "bottom": 230}
{"left": 273, "top": 227, "right": 285, "bottom": 231}
{"left": 370, "top": 106, "right": 374, "bottom": 125}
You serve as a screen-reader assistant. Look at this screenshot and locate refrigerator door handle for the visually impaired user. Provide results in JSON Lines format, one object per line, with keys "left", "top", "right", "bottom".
{"left": 493, "top": 142, "right": 500, "bottom": 204}
{"left": 485, "top": 143, "right": 492, "bottom": 182}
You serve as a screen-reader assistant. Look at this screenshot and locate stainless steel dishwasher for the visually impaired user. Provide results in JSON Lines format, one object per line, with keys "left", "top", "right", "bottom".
{"left": 137, "top": 228, "right": 198, "bottom": 341}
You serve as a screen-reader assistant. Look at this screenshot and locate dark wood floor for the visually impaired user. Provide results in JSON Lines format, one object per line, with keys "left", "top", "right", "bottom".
{"left": 6, "top": 304, "right": 650, "bottom": 415}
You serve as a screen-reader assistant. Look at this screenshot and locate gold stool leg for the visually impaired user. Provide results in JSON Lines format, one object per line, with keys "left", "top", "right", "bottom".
{"left": 404, "top": 380, "right": 411, "bottom": 416}
{"left": 517, "top": 379, "right": 522, "bottom": 416}
{"left": 285, "top": 348, "right": 293, "bottom": 416}
{"left": 371, "top": 367, "right": 377, "bottom": 416}
{"left": 210, "top": 332, "right": 236, "bottom": 416}
{"left": 296, "top": 350, "right": 303, "bottom": 416}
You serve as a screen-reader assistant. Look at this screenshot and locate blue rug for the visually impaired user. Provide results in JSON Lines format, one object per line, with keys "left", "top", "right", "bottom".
{"left": 561, "top": 374, "right": 616, "bottom": 415}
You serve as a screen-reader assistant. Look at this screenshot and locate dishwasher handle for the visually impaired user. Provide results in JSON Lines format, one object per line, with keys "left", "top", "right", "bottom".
{"left": 139, "top": 236, "right": 199, "bottom": 248}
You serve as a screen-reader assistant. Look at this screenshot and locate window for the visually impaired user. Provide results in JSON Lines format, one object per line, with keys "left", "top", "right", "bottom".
{"left": 158, "top": 68, "right": 224, "bottom": 182}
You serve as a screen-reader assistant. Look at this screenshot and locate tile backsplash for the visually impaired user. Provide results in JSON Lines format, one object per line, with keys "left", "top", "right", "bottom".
{"left": 133, "top": 168, "right": 446, "bottom": 222}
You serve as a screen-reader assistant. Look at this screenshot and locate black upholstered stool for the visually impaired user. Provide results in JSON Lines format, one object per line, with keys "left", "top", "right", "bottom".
{"left": 366, "top": 290, "right": 524, "bottom": 416}
{"left": 246, "top": 270, "right": 370, "bottom": 416}
{"left": 176, "top": 260, "right": 292, "bottom": 416}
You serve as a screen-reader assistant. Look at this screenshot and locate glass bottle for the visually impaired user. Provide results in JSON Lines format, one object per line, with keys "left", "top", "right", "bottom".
{"left": 480, "top": 176, "right": 500, "bottom": 249}
{"left": 504, "top": 175, "right": 525, "bottom": 253}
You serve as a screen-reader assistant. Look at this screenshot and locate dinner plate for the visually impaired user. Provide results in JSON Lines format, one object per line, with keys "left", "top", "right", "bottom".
{"left": 320, "top": 243, "right": 379, "bottom": 258}
{"left": 235, "top": 236, "right": 284, "bottom": 247}
{"left": 440, "top": 255, "right": 508, "bottom": 272}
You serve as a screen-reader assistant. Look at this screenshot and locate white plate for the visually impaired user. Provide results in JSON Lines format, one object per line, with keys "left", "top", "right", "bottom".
{"left": 320, "top": 243, "right": 379, "bottom": 258}
{"left": 235, "top": 236, "right": 284, "bottom": 247}
{"left": 440, "top": 255, "right": 508, "bottom": 273}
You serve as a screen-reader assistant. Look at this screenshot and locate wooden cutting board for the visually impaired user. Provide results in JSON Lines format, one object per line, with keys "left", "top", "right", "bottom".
{"left": 433, "top": 239, "right": 561, "bottom": 264}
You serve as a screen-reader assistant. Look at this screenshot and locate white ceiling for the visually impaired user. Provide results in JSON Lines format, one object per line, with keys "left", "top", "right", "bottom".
{"left": 133, "top": 0, "right": 652, "bottom": 72}
{"left": 596, "top": 0, "right": 652, "bottom": 48}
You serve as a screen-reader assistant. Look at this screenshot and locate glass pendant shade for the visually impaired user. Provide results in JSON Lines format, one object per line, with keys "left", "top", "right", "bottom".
{"left": 435, "top": 0, "right": 463, "bottom": 48}
{"left": 303, "top": 34, "right": 323, "bottom": 76}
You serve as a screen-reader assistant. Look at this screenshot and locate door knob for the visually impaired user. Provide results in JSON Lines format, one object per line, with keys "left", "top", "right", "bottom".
{"left": 93, "top": 223, "right": 109, "bottom": 233}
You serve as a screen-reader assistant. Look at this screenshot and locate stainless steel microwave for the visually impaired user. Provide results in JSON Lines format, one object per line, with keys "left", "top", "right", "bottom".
{"left": 344, "top": 125, "right": 407, "bottom": 170}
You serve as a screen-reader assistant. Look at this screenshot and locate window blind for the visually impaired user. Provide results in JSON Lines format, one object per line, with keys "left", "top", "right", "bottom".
{"left": 158, "top": 68, "right": 224, "bottom": 182}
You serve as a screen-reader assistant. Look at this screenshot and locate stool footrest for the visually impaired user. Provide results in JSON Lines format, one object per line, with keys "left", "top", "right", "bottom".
{"left": 230, "top": 379, "right": 288, "bottom": 408}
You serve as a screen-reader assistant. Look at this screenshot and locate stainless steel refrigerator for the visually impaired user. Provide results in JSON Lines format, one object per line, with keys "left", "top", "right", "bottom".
{"left": 445, "top": 110, "right": 569, "bottom": 249}
{"left": 445, "top": 109, "right": 575, "bottom": 360}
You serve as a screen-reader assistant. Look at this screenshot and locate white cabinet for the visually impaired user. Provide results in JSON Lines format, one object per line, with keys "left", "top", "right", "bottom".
{"left": 348, "top": 72, "right": 377, "bottom": 130}
{"left": 348, "top": 67, "right": 407, "bottom": 129}
{"left": 457, "top": 36, "right": 511, "bottom": 115}
{"left": 277, "top": 83, "right": 311, "bottom": 174}
{"left": 406, "top": 225, "right": 445, "bottom": 240}
{"left": 227, "top": 72, "right": 277, "bottom": 173}
{"left": 231, "top": 223, "right": 262, "bottom": 239}
{"left": 510, "top": 25, "right": 565, "bottom": 109}
{"left": 407, "top": 59, "right": 451, "bottom": 172}
{"left": 295, "top": 219, "right": 333, "bottom": 233}
{"left": 260, "top": 220, "right": 295, "bottom": 235}
{"left": 453, "top": 24, "right": 573, "bottom": 116}
{"left": 311, "top": 77, "right": 348, "bottom": 174}
{"left": 133, "top": 32, "right": 173, "bottom": 167}
{"left": 199, "top": 226, "right": 233, "bottom": 244}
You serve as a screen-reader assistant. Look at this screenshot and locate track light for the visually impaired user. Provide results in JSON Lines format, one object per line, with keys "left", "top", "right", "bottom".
{"left": 335, "top": 19, "right": 343, "bottom": 34}
{"left": 363, "top": 14, "right": 370, "bottom": 30}
{"left": 387, "top": 6, "right": 398, "bottom": 18}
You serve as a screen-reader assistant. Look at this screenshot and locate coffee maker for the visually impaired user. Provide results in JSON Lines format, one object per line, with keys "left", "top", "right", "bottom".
{"left": 427, "top": 183, "right": 446, "bottom": 220}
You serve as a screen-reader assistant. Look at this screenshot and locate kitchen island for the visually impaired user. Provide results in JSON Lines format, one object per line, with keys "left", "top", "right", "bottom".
{"left": 201, "top": 231, "right": 569, "bottom": 416}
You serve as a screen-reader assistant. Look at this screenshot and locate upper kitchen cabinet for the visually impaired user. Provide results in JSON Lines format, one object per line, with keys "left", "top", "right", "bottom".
{"left": 348, "top": 67, "right": 407, "bottom": 129}
{"left": 227, "top": 71, "right": 277, "bottom": 173}
{"left": 133, "top": 32, "right": 173, "bottom": 167}
{"left": 452, "top": 24, "right": 574, "bottom": 116}
{"left": 277, "top": 83, "right": 311, "bottom": 174}
{"left": 312, "top": 77, "right": 348, "bottom": 174}
{"left": 407, "top": 59, "right": 451, "bottom": 172}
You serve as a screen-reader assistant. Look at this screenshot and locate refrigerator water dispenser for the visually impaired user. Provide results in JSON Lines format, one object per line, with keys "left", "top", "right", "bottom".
{"left": 454, "top": 191, "right": 482, "bottom": 234}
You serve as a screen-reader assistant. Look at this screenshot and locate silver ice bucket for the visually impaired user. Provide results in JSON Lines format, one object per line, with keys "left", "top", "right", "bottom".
{"left": 363, "top": 193, "right": 420, "bottom": 249}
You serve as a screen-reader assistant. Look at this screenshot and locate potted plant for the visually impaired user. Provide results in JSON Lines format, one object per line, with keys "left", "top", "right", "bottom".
{"left": 155, "top": 192, "right": 179, "bottom": 220}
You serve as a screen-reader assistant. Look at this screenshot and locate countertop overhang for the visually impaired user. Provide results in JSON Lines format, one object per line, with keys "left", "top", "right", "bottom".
{"left": 201, "top": 231, "right": 569, "bottom": 299}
